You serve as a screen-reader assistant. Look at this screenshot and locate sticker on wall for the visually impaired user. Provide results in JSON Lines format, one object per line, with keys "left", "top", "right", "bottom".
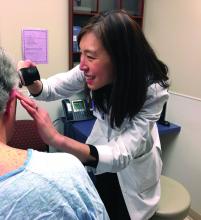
{"left": 22, "top": 29, "right": 48, "bottom": 64}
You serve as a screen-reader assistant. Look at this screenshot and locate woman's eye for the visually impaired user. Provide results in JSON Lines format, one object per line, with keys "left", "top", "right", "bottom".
{"left": 87, "top": 55, "right": 95, "bottom": 60}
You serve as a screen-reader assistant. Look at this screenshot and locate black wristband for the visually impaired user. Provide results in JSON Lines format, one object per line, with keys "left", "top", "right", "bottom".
{"left": 18, "top": 66, "right": 40, "bottom": 86}
{"left": 83, "top": 144, "right": 99, "bottom": 168}
{"left": 30, "top": 83, "right": 43, "bottom": 97}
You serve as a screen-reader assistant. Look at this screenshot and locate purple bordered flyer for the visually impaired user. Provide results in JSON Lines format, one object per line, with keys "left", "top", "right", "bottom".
{"left": 22, "top": 29, "right": 48, "bottom": 64}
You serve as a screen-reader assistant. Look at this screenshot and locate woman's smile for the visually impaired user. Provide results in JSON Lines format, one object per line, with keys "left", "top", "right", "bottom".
{"left": 84, "top": 73, "right": 96, "bottom": 85}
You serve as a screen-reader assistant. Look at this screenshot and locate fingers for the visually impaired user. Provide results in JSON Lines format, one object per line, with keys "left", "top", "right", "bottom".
{"left": 15, "top": 91, "right": 32, "bottom": 104}
{"left": 17, "top": 61, "right": 29, "bottom": 71}
{"left": 17, "top": 60, "right": 35, "bottom": 71}
{"left": 15, "top": 90, "right": 38, "bottom": 115}
{"left": 15, "top": 90, "right": 23, "bottom": 98}
{"left": 20, "top": 99, "right": 39, "bottom": 117}
{"left": 15, "top": 90, "right": 27, "bottom": 100}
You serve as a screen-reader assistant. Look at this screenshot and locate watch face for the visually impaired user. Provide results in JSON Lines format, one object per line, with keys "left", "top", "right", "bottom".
{"left": 72, "top": 100, "right": 86, "bottom": 112}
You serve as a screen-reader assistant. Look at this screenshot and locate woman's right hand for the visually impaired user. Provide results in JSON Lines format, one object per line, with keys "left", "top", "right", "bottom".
{"left": 17, "top": 60, "right": 43, "bottom": 95}
{"left": 15, "top": 91, "right": 60, "bottom": 147}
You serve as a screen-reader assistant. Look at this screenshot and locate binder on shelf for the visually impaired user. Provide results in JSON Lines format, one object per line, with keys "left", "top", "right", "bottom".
{"left": 73, "top": 26, "right": 81, "bottom": 52}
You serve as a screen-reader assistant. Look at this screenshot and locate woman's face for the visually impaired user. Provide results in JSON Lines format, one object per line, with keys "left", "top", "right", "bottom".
{"left": 79, "top": 32, "right": 114, "bottom": 90}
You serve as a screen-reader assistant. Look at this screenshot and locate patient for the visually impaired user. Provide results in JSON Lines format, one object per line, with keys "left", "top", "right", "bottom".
{"left": 0, "top": 48, "right": 109, "bottom": 219}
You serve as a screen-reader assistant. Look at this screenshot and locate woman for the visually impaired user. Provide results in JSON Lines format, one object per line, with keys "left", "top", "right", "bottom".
{"left": 17, "top": 10, "right": 169, "bottom": 220}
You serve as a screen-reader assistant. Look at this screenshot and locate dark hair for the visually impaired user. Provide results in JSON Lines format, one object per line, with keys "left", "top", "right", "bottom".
{"left": 78, "top": 10, "right": 169, "bottom": 128}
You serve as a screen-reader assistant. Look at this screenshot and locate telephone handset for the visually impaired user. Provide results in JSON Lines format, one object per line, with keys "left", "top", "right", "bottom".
{"left": 62, "top": 99, "right": 95, "bottom": 121}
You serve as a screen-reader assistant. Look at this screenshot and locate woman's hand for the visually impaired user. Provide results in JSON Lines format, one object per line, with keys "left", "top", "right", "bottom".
{"left": 17, "top": 60, "right": 43, "bottom": 94}
{"left": 17, "top": 60, "right": 36, "bottom": 71}
{"left": 15, "top": 91, "right": 92, "bottom": 162}
{"left": 15, "top": 91, "right": 60, "bottom": 146}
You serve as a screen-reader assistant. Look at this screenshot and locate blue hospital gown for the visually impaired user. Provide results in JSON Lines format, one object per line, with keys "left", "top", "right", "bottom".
{"left": 0, "top": 149, "right": 109, "bottom": 220}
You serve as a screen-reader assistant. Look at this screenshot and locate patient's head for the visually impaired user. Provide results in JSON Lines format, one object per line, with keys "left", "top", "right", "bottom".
{"left": 0, "top": 48, "right": 18, "bottom": 115}
{"left": 0, "top": 48, "right": 19, "bottom": 142}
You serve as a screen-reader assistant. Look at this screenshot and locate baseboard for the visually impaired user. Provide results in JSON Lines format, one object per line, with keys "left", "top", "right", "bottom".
{"left": 189, "top": 209, "right": 201, "bottom": 220}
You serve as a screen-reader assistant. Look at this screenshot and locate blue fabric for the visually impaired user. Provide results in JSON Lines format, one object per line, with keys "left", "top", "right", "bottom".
{"left": 0, "top": 149, "right": 109, "bottom": 220}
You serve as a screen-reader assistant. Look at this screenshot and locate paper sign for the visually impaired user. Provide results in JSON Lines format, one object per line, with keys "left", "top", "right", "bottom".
{"left": 22, "top": 29, "right": 48, "bottom": 64}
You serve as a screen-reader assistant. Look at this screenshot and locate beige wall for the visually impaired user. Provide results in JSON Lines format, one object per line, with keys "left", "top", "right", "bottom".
{"left": 0, "top": 0, "right": 69, "bottom": 77}
{"left": 143, "top": 0, "right": 201, "bottom": 99}
{"left": 0, "top": 0, "right": 69, "bottom": 139}
{"left": 143, "top": 0, "right": 201, "bottom": 216}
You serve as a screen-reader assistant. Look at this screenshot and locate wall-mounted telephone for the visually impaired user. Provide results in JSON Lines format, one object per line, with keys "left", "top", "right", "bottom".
{"left": 62, "top": 99, "right": 95, "bottom": 121}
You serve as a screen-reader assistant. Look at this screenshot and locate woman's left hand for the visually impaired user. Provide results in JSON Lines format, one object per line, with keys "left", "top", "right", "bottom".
{"left": 15, "top": 91, "right": 59, "bottom": 146}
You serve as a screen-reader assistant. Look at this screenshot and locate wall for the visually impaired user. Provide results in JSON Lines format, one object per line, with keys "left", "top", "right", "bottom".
{"left": 0, "top": 0, "right": 69, "bottom": 123}
{"left": 143, "top": 0, "right": 201, "bottom": 216}
{"left": 143, "top": 0, "right": 201, "bottom": 99}
{"left": 0, "top": 0, "right": 68, "bottom": 78}
{"left": 161, "top": 93, "right": 201, "bottom": 215}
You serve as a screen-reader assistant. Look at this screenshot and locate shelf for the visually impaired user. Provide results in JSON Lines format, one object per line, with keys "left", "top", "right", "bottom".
{"left": 157, "top": 122, "right": 181, "bottom": 135}
{"left": 63, "top": 119, "right": 181, "bottom": 143}
{"left": 73, "top": 11, "right": 97, "bottom": 16}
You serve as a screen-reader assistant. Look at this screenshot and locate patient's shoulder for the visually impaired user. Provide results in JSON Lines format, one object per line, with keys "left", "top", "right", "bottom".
{"left": 27, "top": 150, "right": 86, "bottom": 176}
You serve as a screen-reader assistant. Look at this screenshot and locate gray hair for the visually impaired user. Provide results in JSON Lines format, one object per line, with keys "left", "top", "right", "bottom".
{"left": 0, "top": 48, "right": 19, "bottom": 113}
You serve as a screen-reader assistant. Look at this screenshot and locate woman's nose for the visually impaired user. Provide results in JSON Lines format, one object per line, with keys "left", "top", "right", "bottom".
{"left": 79, "top": 56, "right": 88, "bottom": 71}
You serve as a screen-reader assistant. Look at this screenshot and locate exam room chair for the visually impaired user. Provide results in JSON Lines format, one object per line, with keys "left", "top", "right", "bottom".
{"left": 151, "top": 175, "right": 191, "bottom": 220}
{"left": 8, "top": 120, "right": 48, "bottom": 152}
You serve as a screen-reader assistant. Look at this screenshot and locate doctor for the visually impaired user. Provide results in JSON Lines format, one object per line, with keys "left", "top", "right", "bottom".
{"left": 17, "top": 10, "right": 169, "bottom": 220}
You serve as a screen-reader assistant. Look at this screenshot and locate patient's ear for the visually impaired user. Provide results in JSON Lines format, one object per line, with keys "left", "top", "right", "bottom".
{"left": 5, "top": 99, "right": 13, "bottom": 116}
{"left": 4, "top": 91, "right": 17, "bottom": 142}
{"left": 4, "top": 90, "right": 17, "bottom": 118}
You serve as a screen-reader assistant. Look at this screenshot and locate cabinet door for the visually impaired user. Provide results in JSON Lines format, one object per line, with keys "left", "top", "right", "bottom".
{"left": 72, "top": 1, "right": 98, "bottom": 66}
{"left": 99, "top": 0, "right": 120, "bottom": 12}
{"left": 121, "top": 0, "right": 143, "bottom": 16}
{"left": 73, "top": 14, "right": 92, "bottom": 66}
{"left": 73, "top": 0, "right": 97, "bottom": 13}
